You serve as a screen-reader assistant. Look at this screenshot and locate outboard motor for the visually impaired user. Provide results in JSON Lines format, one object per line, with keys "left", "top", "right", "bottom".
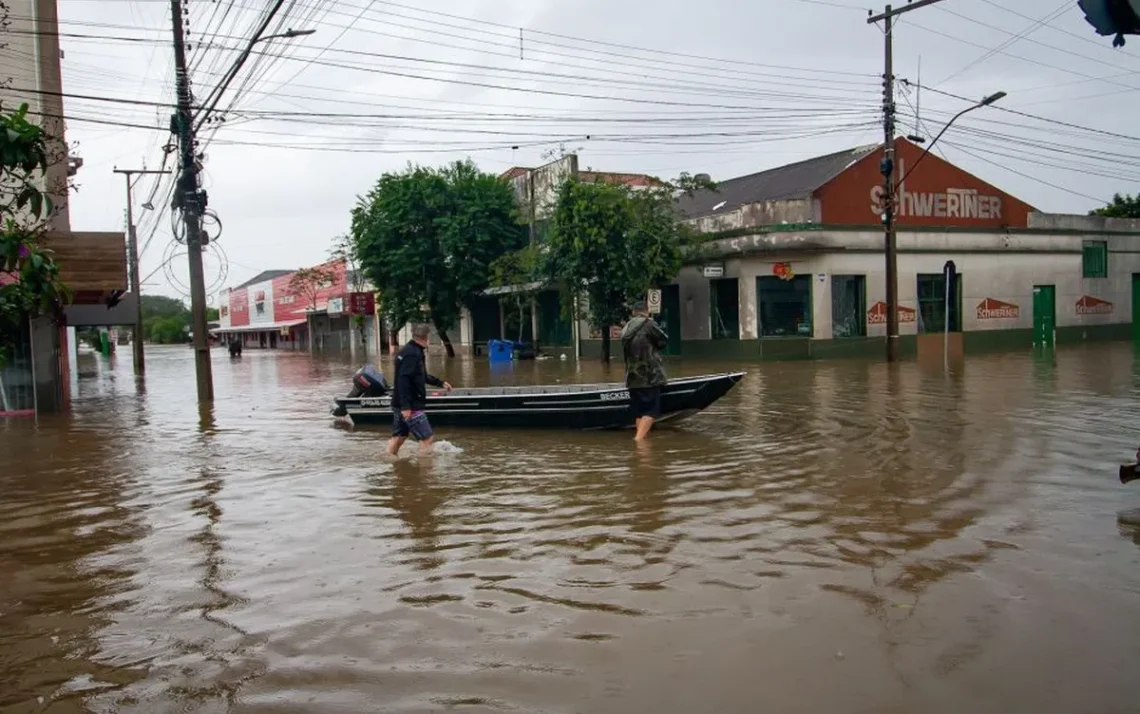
{"left": 332, "top": 365, "right": 390, "bottom": 417}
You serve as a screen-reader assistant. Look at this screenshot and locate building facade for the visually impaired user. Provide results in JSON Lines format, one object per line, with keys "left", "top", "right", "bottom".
{"left": 575, "top": 139, "right": 1139, "bottom": 360}
{"left": 215, "top": 261, "right": 381, "bottom": 355}
{"left": 1, "top": 0, "right": 128, "bottom": 416}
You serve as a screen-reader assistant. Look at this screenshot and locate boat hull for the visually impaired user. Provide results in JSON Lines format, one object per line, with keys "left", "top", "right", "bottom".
{"left": 331, "top": 372, "right": 744, "bottom": 430}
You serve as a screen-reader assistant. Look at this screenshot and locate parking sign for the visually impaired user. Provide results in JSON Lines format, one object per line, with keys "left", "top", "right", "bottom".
{"left": 647, "top": 289, "right": 662, "bottom": 314}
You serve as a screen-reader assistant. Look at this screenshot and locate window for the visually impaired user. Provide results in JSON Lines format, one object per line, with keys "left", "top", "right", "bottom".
{"left": 917, "top": 273, "right": 962, "bottom": 333}
{"left": 757, "top": 275, "right": 812, "bottom": 337}
{"left": 710, "top": 278, "right": 740, "bottom": 339}
{"left": 1082, "top": 240, "right": 1108, "bottom": 278}
{"left": 831, "top": 275, "right": 866, "bottom": 338}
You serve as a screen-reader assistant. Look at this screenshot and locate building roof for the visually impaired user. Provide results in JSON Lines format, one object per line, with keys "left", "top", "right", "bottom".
{"left": 675, "top": 144, "right": 878, "bottom": 219}
{"left": 230, "top": 269, "right": 294, "bottom": 291}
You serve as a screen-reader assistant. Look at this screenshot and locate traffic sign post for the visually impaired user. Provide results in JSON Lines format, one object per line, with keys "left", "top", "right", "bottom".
{"left": 647, "top": 289, "right": 662, "bottom": 314}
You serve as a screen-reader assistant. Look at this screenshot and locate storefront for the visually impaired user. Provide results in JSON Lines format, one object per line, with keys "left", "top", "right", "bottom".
{"left": 577, "top": 139, "right": 1140, "bottom": 361}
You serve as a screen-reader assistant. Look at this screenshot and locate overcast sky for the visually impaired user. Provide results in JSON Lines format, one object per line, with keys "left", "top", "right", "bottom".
{"left": 29, "top": 0, "right": 1140, "bottom": 301}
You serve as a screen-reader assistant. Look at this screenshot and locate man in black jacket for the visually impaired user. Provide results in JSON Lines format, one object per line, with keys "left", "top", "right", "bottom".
{"left": 388, "top": 323, "right": 452, "bottom": 456}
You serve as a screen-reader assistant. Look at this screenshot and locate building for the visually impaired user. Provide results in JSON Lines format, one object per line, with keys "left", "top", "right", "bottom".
{"left": 215, "top": 260, "right": 382, "bottom": 355}
{"left": 0, "top": 0, "right": 128, "bottom": 416}
{"left": 566, "top": 138, "right": 1138, "bottom": 361}
{"left": 459, "top": 157, "right": 666, "bottom": 356}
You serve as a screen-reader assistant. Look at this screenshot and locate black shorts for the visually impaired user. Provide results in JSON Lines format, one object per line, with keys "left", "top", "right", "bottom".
{"left": 629, "top": 386, "right": 662, "bottom": 419}
{"left": 392, "top": 409, "right": 434, "bottom": 441}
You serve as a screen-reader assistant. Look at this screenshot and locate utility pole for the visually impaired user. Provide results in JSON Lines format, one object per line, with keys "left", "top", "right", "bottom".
{"left": 170, "top": 0, "right": 213, "bottom": 402}
{"left": 868, "top": 0, "right": 947, "bottom": 363}
{"left": 114, "top": 167, "right": 171, "bottom": 376}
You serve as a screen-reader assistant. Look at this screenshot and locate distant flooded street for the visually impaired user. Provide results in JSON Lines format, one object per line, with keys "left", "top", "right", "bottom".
{"left": 2, "top": 344, "right": 1140, "bottom": 713}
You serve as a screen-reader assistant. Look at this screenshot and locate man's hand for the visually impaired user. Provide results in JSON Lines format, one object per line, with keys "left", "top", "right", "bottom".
{"left": 401, "top": 409, "right": 411, "bottom": 419}
{"left": 443, "top": 382, "right": 453, "bottom": 392}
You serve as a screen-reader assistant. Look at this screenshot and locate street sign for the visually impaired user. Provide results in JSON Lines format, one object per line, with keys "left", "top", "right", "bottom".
{"left": 702, "top": 265, "right": 725, "bottom": 279}
{"left": 646, "top": 289, "right": 662, "bottom": 314}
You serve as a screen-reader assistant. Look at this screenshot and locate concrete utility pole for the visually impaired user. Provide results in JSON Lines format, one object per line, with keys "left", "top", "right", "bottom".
{"left": 868, "top": 0, "right": 947, "bottom": 363}
{"left": 170, "top": 0, "right": 213, "bottom": 402}
{"left": 114, "top": 168, "right": 170, "bottom": 376}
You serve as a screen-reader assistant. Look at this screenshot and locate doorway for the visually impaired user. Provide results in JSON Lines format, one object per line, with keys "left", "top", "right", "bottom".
{"left": 1033, "top": 285, "right": 1056, "bottom": 348}
{"left": 658, "top": 284, "right": 681, "bottom": 356}
{"left": 1132, "top": 275, "right": 1140, "bottom": 343}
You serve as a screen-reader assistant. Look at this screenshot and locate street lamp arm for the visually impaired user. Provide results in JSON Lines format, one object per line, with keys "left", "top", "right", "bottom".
{"left": 895, "top": 91, "right": 1006, "bottom": 189}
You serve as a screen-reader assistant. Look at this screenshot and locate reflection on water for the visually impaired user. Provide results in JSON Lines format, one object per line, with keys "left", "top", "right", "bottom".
{"left": 2, "top": 344, "right": 1140, "bottom": 713}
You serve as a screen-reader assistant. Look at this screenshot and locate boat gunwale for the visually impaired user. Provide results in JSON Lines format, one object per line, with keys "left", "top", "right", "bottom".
{"left": 334, "top": 371, "right": 746, "bottom": 403}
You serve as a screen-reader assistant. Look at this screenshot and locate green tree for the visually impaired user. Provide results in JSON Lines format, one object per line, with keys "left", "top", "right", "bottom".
{"left": 1090, "top": 192, "right": 1140, "bottom": 218}
{"left": 0, "top": 102, "right": 71, "bottom": 370}
{"left": 489, "top": 243, "right": 541, "bottom": 342}
{"left": 543, "top": 173, "right": 712, "bottom": 362}
{"left": 331, "top": 233, "right": 369, "bottom": 346}
{"left": 351, "top": 159, "right": 526, "bottom": 356}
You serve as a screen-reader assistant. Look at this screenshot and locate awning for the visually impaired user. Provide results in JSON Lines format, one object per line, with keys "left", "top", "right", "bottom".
{"left": 213, "top": 319, "right": 307, "bottom": 333}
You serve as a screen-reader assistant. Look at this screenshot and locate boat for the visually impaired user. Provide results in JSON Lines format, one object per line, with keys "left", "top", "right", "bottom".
{"left": 330, "top": 365, "right": 744, "bottom": 430}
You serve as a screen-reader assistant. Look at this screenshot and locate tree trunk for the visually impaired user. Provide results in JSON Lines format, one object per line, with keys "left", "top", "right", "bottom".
{"left": 601, "top": 326, "right": 611, "bottom": 363}
{"left": 516, "top": 296, "right": 524, "bottom": 342}
{"left": 434, "top": 320, "right": 456, "bottom": 357}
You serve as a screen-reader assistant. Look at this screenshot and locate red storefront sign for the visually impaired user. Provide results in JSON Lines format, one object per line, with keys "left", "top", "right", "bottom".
{"left": 867, "top": 301, "right": 916, "bottom": 325}
{"left": 349, "top": 292, "right": 375, "bottom": 316}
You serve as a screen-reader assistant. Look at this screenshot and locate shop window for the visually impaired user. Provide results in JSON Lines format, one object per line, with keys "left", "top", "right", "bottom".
{"left": 710, "top": 278, "right": 740, "bottom": 339}
{"left": 1082, "top": 240, "right": 1108, "bottom": 278}
{"left": 757, "top": 275, "right": 812, "bottom": 337}
{"left": 831, "top": 275, "right": 866, "bottom": 338}
{"left": 917, "top": 273, "right": 962, "bottom": 333}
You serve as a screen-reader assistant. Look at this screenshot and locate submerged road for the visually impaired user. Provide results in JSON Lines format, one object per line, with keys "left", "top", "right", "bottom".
{"left": 2, "top": 344, "right": 1139, "bottom": 713}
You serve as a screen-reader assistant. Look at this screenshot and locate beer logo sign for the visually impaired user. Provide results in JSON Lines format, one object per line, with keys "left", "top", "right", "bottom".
{"left": 976, "top": 298, "right": 1019, "bottom": 320}
{"left": 1076, "top": 295, "right": 1113, "bottom": 315}
{"left": 867, "top": 301, "right": 916, "bottom": 325}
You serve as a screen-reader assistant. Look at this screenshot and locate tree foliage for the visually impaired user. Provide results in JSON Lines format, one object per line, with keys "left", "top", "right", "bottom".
{"left": 489, "top": 243, "right": 541, "bottom": 342}
{"left": 350, "top": 159, "right": 526, "bottom": 356}
{"left": 289, "top": 265, "right": 336, "bottom": 311}
{"left": 1090, "top": 192, "right": 1140, "bottom": 219}
{"left": 543, "top": 173, "right": 713, "bottom": 361}
{"left": 0, "top": 103, "right": 71, "bottom": 370}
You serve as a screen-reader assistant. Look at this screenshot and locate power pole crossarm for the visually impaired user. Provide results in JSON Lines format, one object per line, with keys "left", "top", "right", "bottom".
{"left": 113, "top": 167, "right": 171, "bottom": 376}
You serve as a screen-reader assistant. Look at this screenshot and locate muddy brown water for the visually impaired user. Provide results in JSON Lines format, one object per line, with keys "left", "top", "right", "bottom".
{"left": 2, "top": 343, "right": 1140, "bottom": 713}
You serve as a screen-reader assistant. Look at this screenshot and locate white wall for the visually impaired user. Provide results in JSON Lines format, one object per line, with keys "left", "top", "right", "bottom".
{"left": 676, "top": 226, "right": 1140, "bottom": 341}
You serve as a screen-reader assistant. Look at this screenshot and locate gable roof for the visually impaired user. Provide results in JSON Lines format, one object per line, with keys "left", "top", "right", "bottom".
{"left": 231, "top": 269, "right": 294, "bottom": 291}
{"left": 676, "top": 144, "right": 878, "bottom": 219}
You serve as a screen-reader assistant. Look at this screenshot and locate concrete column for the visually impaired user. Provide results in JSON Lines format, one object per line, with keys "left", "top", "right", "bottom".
{"left": 29, "top": 315, "right": 62, "bottom": 413}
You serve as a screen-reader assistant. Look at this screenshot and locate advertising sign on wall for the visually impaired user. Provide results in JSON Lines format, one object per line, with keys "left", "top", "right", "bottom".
{"left": 976, "top": 298, "right": 1020, "bottom": 320}
{"left": 867, "top": 301, "right": 916, "bottom": 325}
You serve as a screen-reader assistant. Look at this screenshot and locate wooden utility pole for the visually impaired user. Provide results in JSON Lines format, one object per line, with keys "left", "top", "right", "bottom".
{"left": 114, "top": 168, "right": 170, "bottom": 375}
{"left": 868, "top": 0, "right": 947, "bottom": 362}
{"left": 170, "top": 0, "right": 213, "bottom": 402}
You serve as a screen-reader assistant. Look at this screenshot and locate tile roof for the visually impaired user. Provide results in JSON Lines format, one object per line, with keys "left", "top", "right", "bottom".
{"left": 230, "top": 269, "right": 294, "bottom": 291}
{"left": 675, "top": 144, "right": 878, "bottom": 219}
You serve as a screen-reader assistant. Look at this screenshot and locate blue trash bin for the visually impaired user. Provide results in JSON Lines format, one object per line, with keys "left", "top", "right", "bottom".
{"left": 487, "top": 339, "right": 513, "bottom": 362}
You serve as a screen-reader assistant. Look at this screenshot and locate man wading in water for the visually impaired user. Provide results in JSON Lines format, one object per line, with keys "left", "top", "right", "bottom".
{"left": 621, "top": 299, "right": 669, "bottom": 442}
{"left": 388, "top": 323, "right": 452, "bottom": 456}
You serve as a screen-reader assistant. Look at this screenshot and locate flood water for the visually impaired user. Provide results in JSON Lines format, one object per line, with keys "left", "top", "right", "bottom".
{"left": 2, "top": 343, "right": 1140, "bottom": 713}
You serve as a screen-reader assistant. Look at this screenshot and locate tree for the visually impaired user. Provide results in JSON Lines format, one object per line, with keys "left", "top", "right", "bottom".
{"left": 289, "top": 265, "right": 336, "bottom": 312}
{"left": 543, "top": 173, "right": 713, "bottom": 362}
{"left": 0, "top": 102, "right": 71, "bottom": 371}
{"left": 331, "top": 233, "right": 369, "bottom": 347}
{"left": 1090, "top": 192, "right": 1140, "bottom": 218}
{"left": 489, "top": 243, "right": 542, "bottom": 342}
{"left": 351, "top": 159, "right": 526, "bottom": 357}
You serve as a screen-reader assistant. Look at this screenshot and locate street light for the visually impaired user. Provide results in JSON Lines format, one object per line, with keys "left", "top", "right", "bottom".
{"left": 897, "top": 91, "right": 1006, "bottom": 188}
{"left": 194, "top": 28, "right": 316, "bottom": 129}
{"left": 882, "top": 90, "right": 1005, "bottom": 363}
{"left": 258, "top": 28, "right": 317, "bottom": 43}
